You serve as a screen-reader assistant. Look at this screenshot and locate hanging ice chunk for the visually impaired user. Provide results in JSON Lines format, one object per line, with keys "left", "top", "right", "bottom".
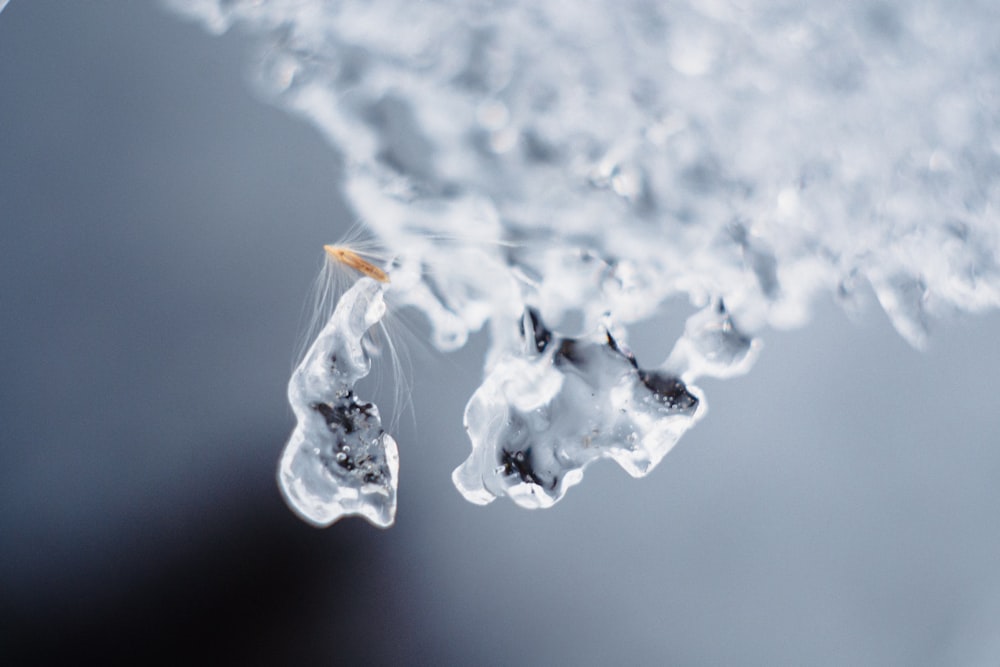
{"left": 667, "top": 299, "right": 763, "bottom": 381}
{"left": 454, "top": 309, "right": 705, "bottom": 508}
{"left": 279, "top": 278, "right": 399, "bottom": 528}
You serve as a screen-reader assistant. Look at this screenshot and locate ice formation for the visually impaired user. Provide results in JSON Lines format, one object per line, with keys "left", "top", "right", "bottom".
{"left": 455, "top": 307, "right": 706, "bottom": 508}
{"left": 168, "top": 0, "right": 1000, "bottom": 526}
{"left": 279, "top": 278, "right": 399, "bottom": 527}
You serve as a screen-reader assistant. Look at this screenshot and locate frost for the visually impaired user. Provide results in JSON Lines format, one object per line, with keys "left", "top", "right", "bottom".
{"left": 167, "top": 0, "right": 1000, "bottom": 523}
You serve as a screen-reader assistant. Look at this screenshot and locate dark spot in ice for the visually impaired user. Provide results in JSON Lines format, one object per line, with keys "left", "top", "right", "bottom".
{"left": 605, "top": 329, "right": 638, "bottom": 369}
{"left": 311, "top": 398, "right": 387, "bottom": 483}
{"left": 311, "top": 401, "right": 338, "bottom": 424}
{"left": 355, "top": 455, "right": 383, "bottom": 484}
{"left": 711, "top": 299, "right": 755, "bottom": 351}
{"left": 554, "top": 339, "right": 587, "bottom": 368}
{"left": 519, "top": 307, "right": 552, "bottom": 353}
{"left": 639, "top": 372, "right": 699, "bottom": 411}
{"left": 501, "top": 447, "right": 551, "bottom": 488}
{"left": 312, "top": 396, "right": 376, "bottom": 435}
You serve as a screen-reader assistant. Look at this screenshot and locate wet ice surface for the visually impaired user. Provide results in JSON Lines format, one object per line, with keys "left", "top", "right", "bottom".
{"left": 455, "top": 308, "right": 704, "bottom": 508}
{"left": 279, "top": 279, "right": 398, "bottom": 528}
{"left": 167, "top": 0, "right": 1000, "bottom": 518}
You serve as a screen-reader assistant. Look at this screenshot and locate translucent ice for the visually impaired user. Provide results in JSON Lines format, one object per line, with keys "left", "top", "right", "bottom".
{"left": 168, "top": 0, "right": 1000, "bottom": 514}
{"left": 667, "top": 299, "right": 763, "bottom": 381}
{"left": 279, "top": 278, "right": 399, "bottom": 528}
{"left": 454, "top": 309, "right": 705, "bottom": 508}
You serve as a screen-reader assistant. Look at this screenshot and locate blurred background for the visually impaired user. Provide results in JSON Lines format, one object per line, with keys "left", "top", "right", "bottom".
{"left": 2, "top": 2, "right": 1000, "bottom": 664}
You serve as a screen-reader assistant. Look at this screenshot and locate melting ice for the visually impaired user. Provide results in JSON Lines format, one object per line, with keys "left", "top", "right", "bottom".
{"left": 168, "top": 0, "right": 1000, "bottom": 525}
{"left": 455, "top": 308, "right": 705, "bottom": 508}
{"left": 279, "top": 278, "right": 399, "bottom": 528}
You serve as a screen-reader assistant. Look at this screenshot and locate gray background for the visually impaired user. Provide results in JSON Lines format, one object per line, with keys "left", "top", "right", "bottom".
{"left": 2, "top": 2, "right": 999, "bottom": 664}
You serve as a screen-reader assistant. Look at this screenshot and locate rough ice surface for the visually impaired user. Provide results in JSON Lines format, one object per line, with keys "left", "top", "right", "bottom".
{"left": 168, "top": 0, "right": 1000, "bottom": 515}
{"left": 279, "top": 278, "right": 399, "bottom": 528}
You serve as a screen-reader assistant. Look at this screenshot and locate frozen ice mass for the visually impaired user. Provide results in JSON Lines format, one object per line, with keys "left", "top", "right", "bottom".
{"left": 279, "top": 278, "right": 399, "bottom": 527}
{"left": 168, "top": 0, "right": 1000, "bottom": 526}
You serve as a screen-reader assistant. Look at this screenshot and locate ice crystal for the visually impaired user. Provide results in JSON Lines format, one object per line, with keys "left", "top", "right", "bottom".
{"left": 168, "top": 0, "right": 1000, "bottom": 525}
